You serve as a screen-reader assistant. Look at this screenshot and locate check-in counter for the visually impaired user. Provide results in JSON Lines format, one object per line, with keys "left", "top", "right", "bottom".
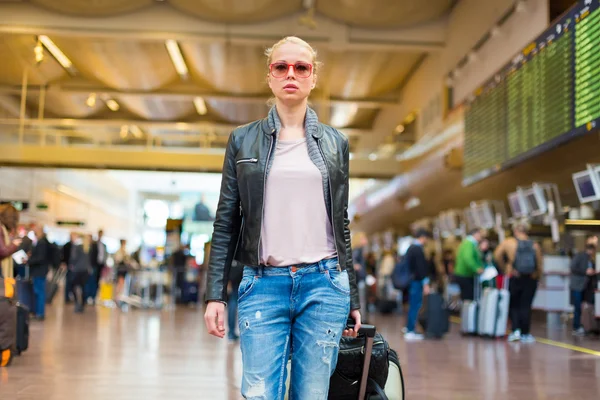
{"left": 532, "top": 255, "right": 573, "bottom": 313}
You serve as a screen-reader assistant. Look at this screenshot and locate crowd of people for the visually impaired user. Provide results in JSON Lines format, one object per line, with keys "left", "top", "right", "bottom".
{"left": 351, "top": 222, "right": 599, "bottom": 342}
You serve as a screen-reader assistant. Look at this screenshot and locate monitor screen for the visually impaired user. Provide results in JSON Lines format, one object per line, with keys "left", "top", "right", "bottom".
{"left": 508, "top": 192, "right": 524, "bottom": 217}
{"left": 524, "top": 190, "right": 540, "bottom": 214}
{"left": 573, "top": 172, "right": 597, "bottom": 201}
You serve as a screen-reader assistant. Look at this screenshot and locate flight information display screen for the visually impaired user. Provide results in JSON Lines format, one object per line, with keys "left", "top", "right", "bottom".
{"left": 463, "top": 0, "right": 600, "bottom": 185}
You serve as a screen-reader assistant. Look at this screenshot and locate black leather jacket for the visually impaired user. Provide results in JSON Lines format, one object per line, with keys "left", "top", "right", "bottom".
{"left": 205, "top": 117, "right": 360, "bottom": 310}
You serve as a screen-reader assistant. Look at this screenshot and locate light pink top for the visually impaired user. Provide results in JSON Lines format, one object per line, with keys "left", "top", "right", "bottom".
{"left": 260, "top": 138, "right": 337, "bottom": 266}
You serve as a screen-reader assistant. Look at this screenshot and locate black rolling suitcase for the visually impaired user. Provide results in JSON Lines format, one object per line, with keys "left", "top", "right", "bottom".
{"left": 15, "top": 303, "right": 29, "bottom": 355}
{"left": 328, "top": 325, "right": 404, "bottom": 400}
{"left": 419, "top": 292, "right": 450, "bottom": 339}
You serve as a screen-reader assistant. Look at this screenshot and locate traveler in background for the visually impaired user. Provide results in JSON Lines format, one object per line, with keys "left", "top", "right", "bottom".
{"left": 227, "top": 260, "right": 243, "bottom": 342}
{"left": 62, "top": 232, "right": 76, "bottom": 303}
{"left": 570, "top": 243, "right": 596, "bottom": 336}
{"left": 494, "top": 223, "right": 543, "bottom": 343}
{"left": 203, "top": 36, "right": 360, "bottom": 399}
{"left": 404, "top": 229, "right": 432, "bottom": 341}
{"left": 352, "top": 233, "right": 369, "bottom": 314}
{"left": 28, "top": 226, "right": 50, "bottom": 320}
{"left": 114, "top": 239, "right": 132, "bottom": 300}
{"left": 88, "top": 229, "right": 108, "bottom": 304}
{"left": 0, "top": 204, "right": 22, "bottom": 279}
{"left": 70, "top": 234, "right": 92, "bottom": 313}
{"left": 442, "top": 248, "right": 455, "bottom": 276}
{"left": 586, "top": 234, "right": 598, "bottom": 248}
{"left": 454, "top": 229, "right": 484, "bottom": 301}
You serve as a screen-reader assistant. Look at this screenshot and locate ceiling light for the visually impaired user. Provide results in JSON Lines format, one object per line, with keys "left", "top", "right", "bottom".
{"left": 368, "top": 153, "right": 378, "bottom": 161}
{"left": 165, "top": 39, "right": 189, "bottom": 80}
{"left": 468, "top": 51, "right": 477, "bottom": 63}
{"left": 490, "top": 26, "right": 501, "bottom": 38}
{"left": 120, "top": 125, "right": 128, "bottom": 139}
{"left": 404, "top": 113, "right": 416, "bottom": 124}
{"left": 349, "top": 152, "right": 354, "bottom": 160}
{"left": 86, "top": 93, "right": 96, "bottom": 108}
{"left": 395, "top": 124, "right": 405, "bottom": 134}
{"left": 38, "top": 35, "right": 75, "bottom": 73}
{"left": 193, "top": 97, "right": 207, "bottom": 115}
{"left": 34, "top": 40, "right": 44, "bottom": 64}
{"left": 105, "top": 98, "right": 120, "bottom": 111}
{"left": 515, "top": 0, "right": 526, "bottom": 13}
{"left": 130, "top": 125, "right": 143, "bottom": 138}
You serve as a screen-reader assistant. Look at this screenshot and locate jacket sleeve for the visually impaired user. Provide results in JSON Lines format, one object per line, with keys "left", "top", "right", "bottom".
{"left": 0, "top": 229, "right": 18, "bottom": 259}
{"left": 342, "top": 139, "right": 360, "bottom": 311}
{"left": 570, "top": 253, "right": 588, "bottom": 276}
{"left": 464, "top": 242, "right": 482, "bottom": 275}
{"left": 205, "top": 132, "right": 242, "bottom": 304}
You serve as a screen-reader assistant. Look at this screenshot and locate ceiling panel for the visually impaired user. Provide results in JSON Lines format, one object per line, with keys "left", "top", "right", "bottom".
{"left": 170, "top": 0, "right": 302, "bottom": 23}
{"left": 317, "top": 0, "right": 454, "bottom": 28}
{"left": 0, "top": 35, "right": 67, "bottom": 86}
{"left": 118, "top": 95, "right": 195, "bottom": 121}
{"left": 181, "top": 41, "right": 269, "bottom": 94}
{"left": 53, "top": 37, "right": 181, "bottom": 90}
{"left": 323, "top": 50, "right": 421, "bottom": 98}
{"left": 30, "top": 0, "right": 153, "bottom": 17}
{"left": 207, "top": 100, "right": 269, "bottom": 125}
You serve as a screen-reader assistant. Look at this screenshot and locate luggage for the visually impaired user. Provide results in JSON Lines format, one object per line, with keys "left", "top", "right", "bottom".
{"left": 582, "top": 302, "right": 600, "bottom": 333}
{"left": 284, "top": 324, "right": 404, "bottom": 400}
{"left": 16, "top": 278, "right": 34, "bottom": 312}
{"left": 0, "top": 299, "right": 17, "bottom": 367}
{"left": 46, "top": 268, "right": 67, "bottom": 305}
{"left": 420, "top": 292, "right": 450, "bottom": 339}
{"left": 460, "top": 278, "right": 480, "bottom": 335}
{"left": 99, "top": 281, "right": 114, "bottom": 302}
{"left": 477, "top": 280, "right": 510, "bottom": 338}
{"left": 15, "top": 303, "right": 29, "bottom": 355}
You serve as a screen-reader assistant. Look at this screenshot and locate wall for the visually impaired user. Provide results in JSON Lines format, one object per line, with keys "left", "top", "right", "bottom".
{"left": 0, "top": 167, "right": 137, "bottom": 244}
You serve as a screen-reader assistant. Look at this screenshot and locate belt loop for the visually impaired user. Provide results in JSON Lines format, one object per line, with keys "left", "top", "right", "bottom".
{"left": 317, "top": 259, "right": 326, "bottom": 273}
{"left": 256, "top": 266, "right": 263, "bottom": 278}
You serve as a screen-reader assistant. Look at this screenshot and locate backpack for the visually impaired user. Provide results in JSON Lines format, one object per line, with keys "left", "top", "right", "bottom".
{"left": 513, "top": 240, "right": 536, "bottom": 275}
{"left": 392, "top": 256, "right": 412, "bottom": 291}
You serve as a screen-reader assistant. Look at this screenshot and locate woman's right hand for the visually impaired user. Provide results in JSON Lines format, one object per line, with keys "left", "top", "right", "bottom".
{"left": 204, "top": 301, "right": 226, "bottom": 338}
{"left": 12, "top": 238, "right": 22, "bottom": 247}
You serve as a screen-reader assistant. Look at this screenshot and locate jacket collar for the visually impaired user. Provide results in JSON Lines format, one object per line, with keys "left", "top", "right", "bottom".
{"left": 263, "top": 105, "right": 323, "bottom": 139}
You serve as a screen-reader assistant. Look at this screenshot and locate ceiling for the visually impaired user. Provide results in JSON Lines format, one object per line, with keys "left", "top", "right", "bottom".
{"left": 0, "top": 0, "right": 455, "bottom": 177}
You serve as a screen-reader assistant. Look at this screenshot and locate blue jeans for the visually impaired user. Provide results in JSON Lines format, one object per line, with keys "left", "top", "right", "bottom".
{"left": 227, "top": 287, "right": 239, "bottom": 340}
{"left": 238, "top": 258, "right": 350, "bottom": 400}
{"left": 406, "top": 280, "right": 424, "bottom": 333}
{"left": 572, "top": 290, "right": 583, "bottom": 330}
{"left": 32, "top": 276, "right": 46, "bottom": 318}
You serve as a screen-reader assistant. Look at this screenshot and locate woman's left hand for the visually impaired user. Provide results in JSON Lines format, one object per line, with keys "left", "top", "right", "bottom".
{"left": 343, "top": 309, "right": 362, "bottom": 337}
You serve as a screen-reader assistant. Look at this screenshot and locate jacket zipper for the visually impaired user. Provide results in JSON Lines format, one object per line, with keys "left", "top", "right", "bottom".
{"left": 257, "top": 135, "right": 274, "bottom": 263}
{"left": 317, "top": 138, "right": 339, "bottom": 266}
{"left": 233, "top": 204, "right": 244, "bottom": 257}
{"left": 236, "top": 158, "right": 258, "bottom": 164}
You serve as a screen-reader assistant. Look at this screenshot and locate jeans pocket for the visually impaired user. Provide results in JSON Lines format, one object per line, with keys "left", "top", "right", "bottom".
{"left": 238, "top": 275, "right": 257, "bottom": 302}
{"left": 325, "top": 269, "right": 351, "bottom": 295}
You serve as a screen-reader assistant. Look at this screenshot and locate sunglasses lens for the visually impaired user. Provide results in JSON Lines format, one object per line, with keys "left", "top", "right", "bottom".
{"left": 271, "top": 63, "right": 288, "bottom": 78}
{"left": 294, "top": 62, "right": 311, "bottom": 78}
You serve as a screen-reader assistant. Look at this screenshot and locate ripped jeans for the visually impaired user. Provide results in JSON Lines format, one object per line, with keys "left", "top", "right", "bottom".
{"left": 238, "top": 257, "right": 351, "bottom": 400}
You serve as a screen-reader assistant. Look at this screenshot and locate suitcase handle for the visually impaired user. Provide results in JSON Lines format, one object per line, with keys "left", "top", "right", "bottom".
{"left": 346, "top": 323, "right": 376, "bottom": 338}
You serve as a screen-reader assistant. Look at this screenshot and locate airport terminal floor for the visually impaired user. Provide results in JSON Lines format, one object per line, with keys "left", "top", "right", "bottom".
{"left": 1, "top": 301, "right": 599, "bottom": 400}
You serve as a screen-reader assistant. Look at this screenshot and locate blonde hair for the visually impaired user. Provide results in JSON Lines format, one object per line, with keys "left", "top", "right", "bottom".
{"left": 265, "top": 36, "right": 322, "bottom": 75}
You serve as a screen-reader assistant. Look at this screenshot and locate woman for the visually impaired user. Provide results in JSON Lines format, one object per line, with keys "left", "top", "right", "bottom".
{"left": 0, "top": 204, "right": 22, "bottom": 279}
{"left": 204, "top": 36, "right": 361, "bottom": 399}
{"left": 70, "top": 234, "right": 92, "bottom": 313}
{"left": 113, "top": 239, "right": 132, "bottom": 301}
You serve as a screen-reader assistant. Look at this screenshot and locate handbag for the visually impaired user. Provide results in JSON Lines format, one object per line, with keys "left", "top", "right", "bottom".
{"left": 328, "top": 328, "right": 390, "bottom": 399}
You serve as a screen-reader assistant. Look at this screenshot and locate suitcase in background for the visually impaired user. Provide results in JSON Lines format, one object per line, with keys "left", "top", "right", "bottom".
{"left": 460, "top": 277, "right": 481, "bottom": 335}
{"left": 15, "top": 303, "right": 29, "bottom": 355}
{"left": 477, "top": 285, "right": 510, "bottom": 338}
{"left": 16, "top": 279, "right": 35, "bottom": 313}
{"left": 46, "top": 268, "right": 66, "bottom": 305}
{"left": 422, "top": 292, "right": 450, "bottom": 339}
{"left": 0, "top": 299, "right": 17, "bottom": 367}
{"left": 582, "top": 302, "right": 599, "bottom": 333}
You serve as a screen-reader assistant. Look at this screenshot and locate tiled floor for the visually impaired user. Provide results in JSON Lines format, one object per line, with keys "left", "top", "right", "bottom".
{"left": 1, "top": 302, "right": 599, "bottom": 399}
